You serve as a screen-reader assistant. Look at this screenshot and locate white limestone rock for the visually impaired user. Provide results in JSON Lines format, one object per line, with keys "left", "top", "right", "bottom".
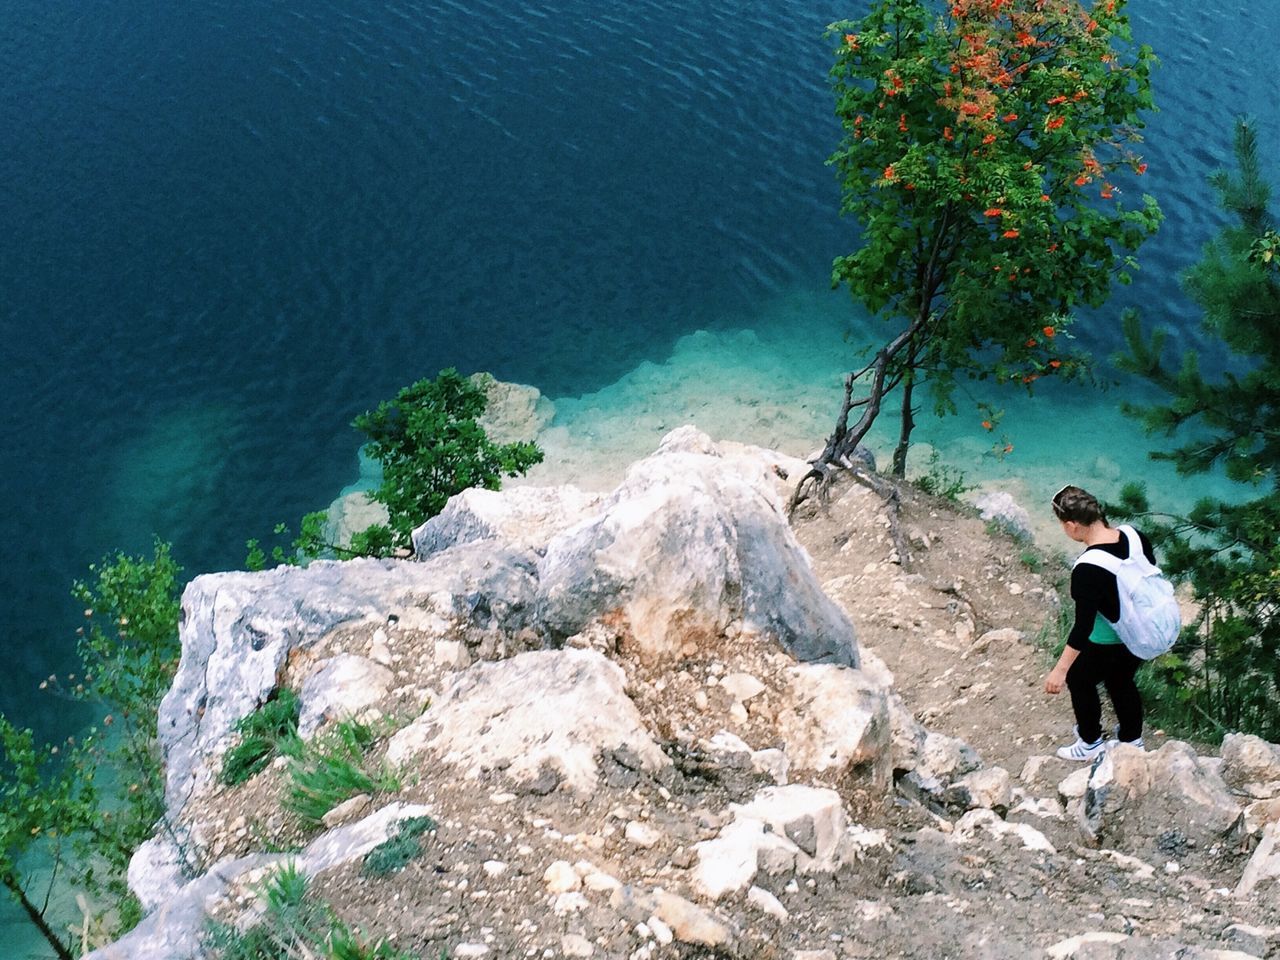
{"left": 534, "top": 427, "right": 860, "bottom": 665}
{"left": 692, "top": 785, "right": 847, "bottom": 899}
{"left": 970, "top": 489, "right": 1033, "bottom": 540}
{"left": 954, "top": 809, "right": 1055, "bottom": 854}
{"left": 1221, "top": 734, "right": 1280, "bottom": 799}
{"left": 610, "top": 885, "right": 735, "bottom": 949}
{"left": 386, "top": 649, "right": 669, "bottom": 794}
{"left": 320, "top": 792, "right": 372, "bottom": 829}
{"left": 746, "top": 885, "right": 789, "bottom": 921}
{"left": 544, "top": 860, "right": 581, "bottom": 893}
{"left": 1237, "top": 822, "right": 1280, "bottom": 898}
{"left": 775, "top": 663, "right": 891, "bottom": 789}
{"left": 947, "top": 766, "right": 1012, "bottom": 812}
{"left": 159, "top": 548, "right": 539, "bottom": 819}
{"left": 412, "top": 484, "right": 602, "bottom": 560}
{"left": 736, "top": 785, "right": 847, "bottom": 866}
{"left": 1082, "top": 741, "right": 1242, "bottom": 847}
{"left": 297, "top": 654, "right": 393, "bottom": 738}
{"left": 470, "top": 372, "right": 555, "bottom": 444}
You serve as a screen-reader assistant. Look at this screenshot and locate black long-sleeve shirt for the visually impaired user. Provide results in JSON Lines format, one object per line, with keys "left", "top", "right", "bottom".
{"left": 1067, "top": 526, "right": 1157, "bottom": 650}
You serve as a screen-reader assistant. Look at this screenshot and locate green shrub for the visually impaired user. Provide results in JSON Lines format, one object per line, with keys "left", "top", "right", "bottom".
{"left": 914, "top": 451, "right": 973, "bottom": 502}
{"left": 203, "top": 862, "right": 417, "bottom": 960}
{"left": 281, "top": 720, "right": 400, "bottom": 827}
{"left": 221, "top": 688, "right": 301, "bottom": 786}
{"left": 353, "top": 369, "right": 544, "bottom": 548}
{"left": 362, "top": 816, "right": 438, "bottom": 877}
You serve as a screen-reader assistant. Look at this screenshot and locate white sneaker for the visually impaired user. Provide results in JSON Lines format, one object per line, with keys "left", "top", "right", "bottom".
{"left": 1112, "top": 726, "right": 1145, "bottom": 750}
{"left": 1057, "top": 736, "right": 1107, "bottom": 761}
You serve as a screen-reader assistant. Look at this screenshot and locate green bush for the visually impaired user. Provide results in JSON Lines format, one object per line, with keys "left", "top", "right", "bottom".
{"left": 353, "top": 369, "right": 544, "bottom": 548}
{"left": 203, "top": 862, "right": 417, "bottom": 960}
{"left": 362, "top": 816, "right": 438, "bottom": 877}
{"left": 281, "top": 721, "right": 401, "bottom": 827}
{"left": 221, "top": 688, "right": 302, "bottom": 786}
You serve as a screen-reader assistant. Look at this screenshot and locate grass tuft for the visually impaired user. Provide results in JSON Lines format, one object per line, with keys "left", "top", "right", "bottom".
{"left": 362, "top": 816, "right": 438, "bottom": 877}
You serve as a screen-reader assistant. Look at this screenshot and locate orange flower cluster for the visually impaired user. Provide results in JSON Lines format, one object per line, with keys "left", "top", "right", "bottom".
{"left": 1003, "top": 229, "right": 1020, "bottom": 238}
{"left": 1045, "top": 116, "right": 1066, "bottom": 130}
{"left": 845, "top": 33, "right": 859, "bottom": 50}
{"left": 984, "top": 207, "right": 1004, "bottom": 217}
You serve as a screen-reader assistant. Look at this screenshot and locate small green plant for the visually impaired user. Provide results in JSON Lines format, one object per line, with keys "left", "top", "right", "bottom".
{"left": 221, "top": 688, "right": 302, "bottom": 786}
{"left": 203, "top": 862, "right": 417, "bottom": 960}
{"left": 281, "top": 720, "right": 400, "bottom": 827}
{"left": 914, "top": 450, "right": 973, "bottom": 502}
{"left": 1018, "top": 549, "right": 1043, "bottom": 573}
{"left": 362, "top": 816, "right": 438, "bottom": 877}
{"left": 984, "top": 515, "right": 1031, "bottom": 545}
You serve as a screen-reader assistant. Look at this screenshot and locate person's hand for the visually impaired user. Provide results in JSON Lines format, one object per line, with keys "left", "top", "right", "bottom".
{"left": 1044, "top": 669, "right": 1066, "bottom": 695}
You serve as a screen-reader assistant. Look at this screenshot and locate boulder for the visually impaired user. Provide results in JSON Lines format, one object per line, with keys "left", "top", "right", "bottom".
{"left": 735, "top": 785, "right": 847, "bottom": 867}
{"left": 159, "top": 546, "right": 539, "bottom": 819}
{"left": 297, "top": 654, "right": 394, "bottom": 738}
{"left": 1082, "top": 742, "right": 1242, "bottom": 848}
{"left": 1237, "top": 822, "right": 1280, "bottom": 898}
{"left": 534, "top": 427, "right": 860, "bottom": 665}
{"left": 945, "top": 766, "right": 1012, "bottom": 813}
{"left": 91, "top": 803, "right": 432, "bottom": 960}
{"left": 324, "top": 491, "right": 390, "bottom": 550}
{"left": 692, "top": 785, "right": 847, "bottom": 899}
{"left": 775, "top": 664, "right": 891, "bottom": 789}
{"left": 1221, "top": 734, "right": 1280, "bottom": 799}
{"left": 386, "top": 649, "right": 669, "bottom": 794}
{"left": 412, "top": 485, "right": 602, "bottom": 559}
{"left": 470, "top": 372, "right": 555, "bottom": 445}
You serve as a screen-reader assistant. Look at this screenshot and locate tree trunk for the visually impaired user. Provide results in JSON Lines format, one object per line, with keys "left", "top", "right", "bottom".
{"left": 2, "top": 872, "right": 74, "bottom": 960}
{"left": 891, "top": 355, "right": 918, "bottom": 479}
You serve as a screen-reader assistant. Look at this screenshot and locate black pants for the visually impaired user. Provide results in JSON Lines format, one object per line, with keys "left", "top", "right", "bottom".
{"left": 1066, "top": 642, "right": 1144, "bottom": 743}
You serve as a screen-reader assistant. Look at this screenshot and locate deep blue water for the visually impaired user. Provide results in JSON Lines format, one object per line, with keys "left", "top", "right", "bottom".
{"left": 1, "top": 0, "right": 1276, "bottom": 750}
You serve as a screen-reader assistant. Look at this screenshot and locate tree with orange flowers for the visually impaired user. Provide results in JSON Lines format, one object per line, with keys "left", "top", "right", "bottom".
{"left": 792, "top": 0, "right": 1161, "bottom": 504}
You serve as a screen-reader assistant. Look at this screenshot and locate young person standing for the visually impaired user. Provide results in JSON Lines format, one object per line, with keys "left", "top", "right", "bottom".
{"left": 1044, "top": 485, "right": 1153, "bottom": 761}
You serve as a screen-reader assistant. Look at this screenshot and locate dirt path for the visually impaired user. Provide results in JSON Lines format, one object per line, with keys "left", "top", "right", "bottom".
{"left": 794, "top": 474, "right": 1145, "bottom": 779}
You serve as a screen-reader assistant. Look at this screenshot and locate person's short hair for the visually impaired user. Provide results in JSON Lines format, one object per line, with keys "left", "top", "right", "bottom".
{"left": 1052, "top": 484, "right": 1105, "bottom": 524}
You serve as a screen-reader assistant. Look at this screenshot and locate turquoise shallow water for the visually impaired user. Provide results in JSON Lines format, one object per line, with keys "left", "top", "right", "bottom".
{"left": 0, "top": 2, "right": 1277, "bottom": 946}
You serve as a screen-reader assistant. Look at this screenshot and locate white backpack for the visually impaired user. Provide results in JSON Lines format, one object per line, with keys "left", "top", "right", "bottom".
{"left": 1074, "top": 524, "right": 1182, "bottom": 660}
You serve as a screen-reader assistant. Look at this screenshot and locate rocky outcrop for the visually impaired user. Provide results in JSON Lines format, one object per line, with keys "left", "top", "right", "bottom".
{"left": 152, "top": 430, "right": 871, "bottom": 853}
{"left": 418, "top": 425, "right": 861, "bottom": 666}
{"left": 158, "top": 543, "right": 541, "bottom": 816}
{"left": 386, "top": 648, "right": 670, "bottom": 794}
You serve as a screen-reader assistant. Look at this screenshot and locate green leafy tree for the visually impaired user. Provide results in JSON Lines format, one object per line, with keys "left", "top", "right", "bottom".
{"left": 353, "top": 370, "right": 543, "bottom": 548}
{"left": 0, "top": 719, "right": 92, "bottom": 960}
{"left": 795, "top": 0, "right": 1161, "bottom": 502}
{"left": 0, "top": 541, "right": 185, "bottom": 957}
{"left": 1117, "top": 118, "right": 1280, "bottom": 739}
